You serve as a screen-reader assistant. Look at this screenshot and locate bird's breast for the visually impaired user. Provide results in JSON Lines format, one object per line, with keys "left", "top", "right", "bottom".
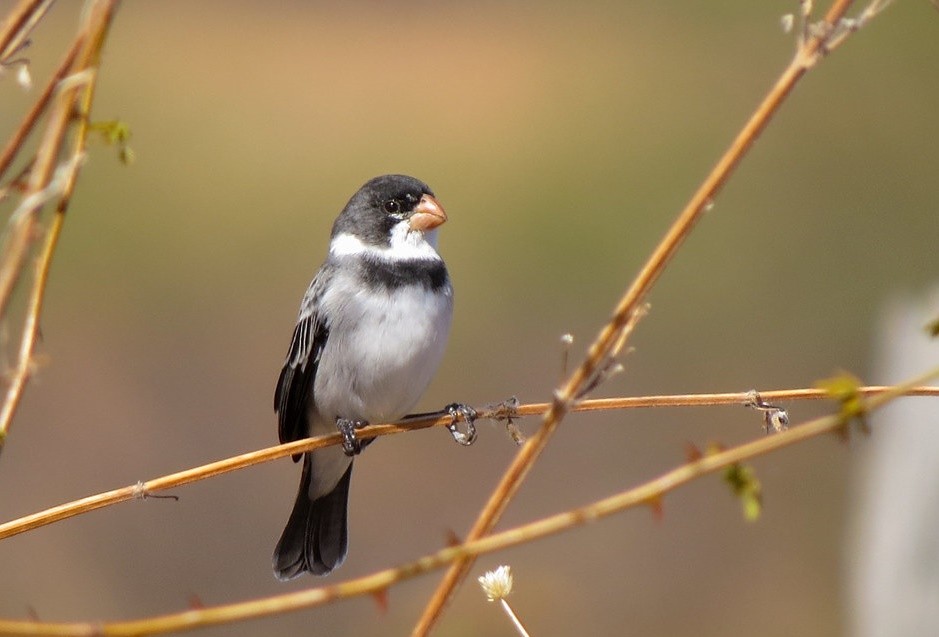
{"left": 312, "top": 276, "right": 453, "bottom": 425}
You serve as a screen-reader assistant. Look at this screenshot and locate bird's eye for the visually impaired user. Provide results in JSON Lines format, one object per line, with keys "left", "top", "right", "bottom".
{"left": 382, "top": 199, "right": 400, "bottom": 214}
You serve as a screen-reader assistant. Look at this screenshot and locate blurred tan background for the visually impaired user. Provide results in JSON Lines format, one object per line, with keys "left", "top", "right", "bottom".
{"left": 1, "top": 2, "right": 938, "bottom": 635}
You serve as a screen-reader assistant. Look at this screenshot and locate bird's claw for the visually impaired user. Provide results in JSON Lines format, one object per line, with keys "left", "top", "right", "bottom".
{"left": 445, "top": 403, "right": 477, "bottom": 446}
{"left": 336, "top": 417, "right": 368, "bottom": 456}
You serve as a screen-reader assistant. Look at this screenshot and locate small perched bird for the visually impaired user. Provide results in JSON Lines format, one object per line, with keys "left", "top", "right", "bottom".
{"left": 273, "top": 174, "right": 468, "bottom": 579}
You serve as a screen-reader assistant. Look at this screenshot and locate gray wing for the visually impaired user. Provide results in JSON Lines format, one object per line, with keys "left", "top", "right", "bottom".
{"left": 274, "top": 272, "right": 331, "bottom": 455}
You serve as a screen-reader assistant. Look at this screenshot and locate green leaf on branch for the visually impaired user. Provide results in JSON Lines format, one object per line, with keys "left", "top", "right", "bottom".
{"left": 815, "top": 371, "right": 870, "bottom": 438}
{"left": 89, "top": 119, "right": 135, "bottom": 165}
{"left": 722, "top": 462, "right": 762, "bottom": 522}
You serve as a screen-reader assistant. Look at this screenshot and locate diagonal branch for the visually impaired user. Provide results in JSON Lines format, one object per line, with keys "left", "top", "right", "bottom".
{"left": 2, "top": 385, "right": 936, "bottom": 541}
{"left": 0, "top": 35, "right": 82, "bottom": 183}
{"left": 0, "top": 0, "right": 121, "bottom": 453}
{"left": 411, "top": 0, "right": 867, "bottom": 633}
{"left": 0, "top": 367, "right": 931, "bottom": 636}
{"left": 0, "top": 0, "right": 55, "bottom": 65}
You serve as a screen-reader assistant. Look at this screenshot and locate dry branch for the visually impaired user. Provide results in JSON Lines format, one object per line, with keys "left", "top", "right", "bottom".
{"left": 411, "top": 0, "right": 870, "bottom": 632}
{"left": 0, "top": 0, "right": 120, "bottom": 452}
{"left": 0, "top": 368, "right": 932, "bottom": 636}
{"left": 0, "top": 0, "right": 55, "bottom": 64}
{"left": 1, "top": 385, "right": 936, "bottom": 540}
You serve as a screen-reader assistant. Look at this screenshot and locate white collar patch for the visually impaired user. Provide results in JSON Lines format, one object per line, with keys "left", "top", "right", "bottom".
{"left": 330, "top": 223, "right": 441, "bottom": 261}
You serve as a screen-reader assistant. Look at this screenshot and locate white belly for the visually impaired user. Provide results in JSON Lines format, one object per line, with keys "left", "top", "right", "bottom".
{"left": 311, "top": 280, "right": 453, "bottom": 428}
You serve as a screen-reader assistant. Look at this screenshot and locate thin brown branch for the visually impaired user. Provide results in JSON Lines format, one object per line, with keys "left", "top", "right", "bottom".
{"left": 412, "top": 1, "right": 862, "bottom": 633}
{"left": 0, "top": 0, "right": 55, "bottom": 64}
{"left": 821, "top": 0, "right": 897, "bottom": 52}
{"left": 510, "top": 385, "right": 939, "bottom": 415}
{"left": 0, "top": 0, "right": 120, "bottom": 452}
{"left": 1, "top": 385, "right": 936, "bottom": 541}
{"left": 0, "top": 368, "right": 931, "bottom": 636}
{"left": 0, "top": 36, "right": 82, "bottom": 182}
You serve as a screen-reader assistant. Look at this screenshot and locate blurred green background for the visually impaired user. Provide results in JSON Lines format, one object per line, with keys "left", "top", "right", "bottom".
{"left": 1, "top": 2, "right": 938, "bottom": 635}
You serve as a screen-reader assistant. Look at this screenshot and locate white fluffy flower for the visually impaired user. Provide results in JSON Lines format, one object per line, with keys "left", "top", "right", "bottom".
{"left": 478, "top": 565, "right": 514, "bottom": 601}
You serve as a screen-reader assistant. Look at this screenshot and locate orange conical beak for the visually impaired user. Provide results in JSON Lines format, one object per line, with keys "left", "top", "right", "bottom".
{"left": 408, "top": 194, "right": 447, "bottom": 231}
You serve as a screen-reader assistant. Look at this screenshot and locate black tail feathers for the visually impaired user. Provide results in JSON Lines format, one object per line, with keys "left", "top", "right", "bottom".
{"left": 273, "top": 454, "right": 353, "bottom": 579}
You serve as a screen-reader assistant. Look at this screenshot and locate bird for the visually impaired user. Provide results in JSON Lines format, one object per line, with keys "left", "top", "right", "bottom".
{"left": 273, "top": 174, "right": 471, "bottom": 579}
